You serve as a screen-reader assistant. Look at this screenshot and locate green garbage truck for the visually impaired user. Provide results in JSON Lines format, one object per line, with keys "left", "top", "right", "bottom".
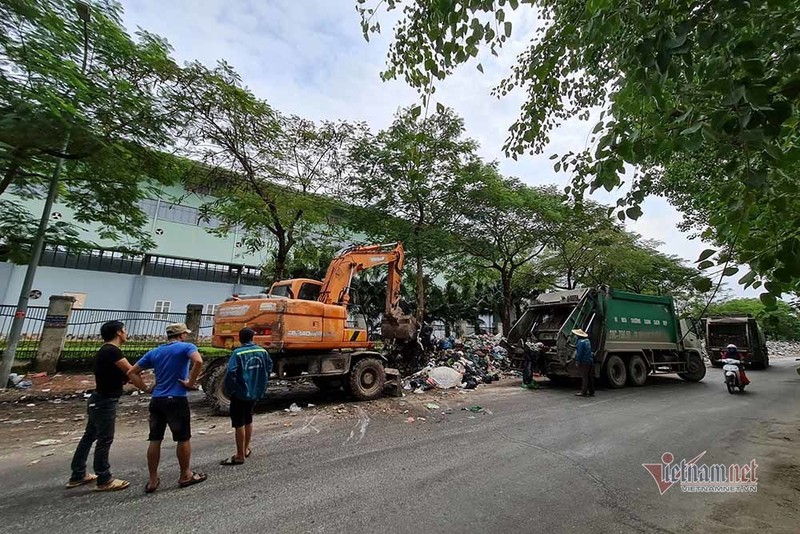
{"left": 506, "top": 287, "right": 707, "bottom": 387}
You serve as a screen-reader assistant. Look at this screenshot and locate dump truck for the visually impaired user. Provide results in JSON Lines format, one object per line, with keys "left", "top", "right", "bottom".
{"left": 705, "top": 316, "right": 769, "bottom": 369}
{"left": 203, "top": 243, "right": 418, "bottom": 414}
{"left": 505, "top": 287, "right": 706, "bottom": 387}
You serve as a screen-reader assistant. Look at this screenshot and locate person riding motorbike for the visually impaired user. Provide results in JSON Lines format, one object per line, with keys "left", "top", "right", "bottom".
{"left": 724, "top": 344, "right": 750, "bottom": 385}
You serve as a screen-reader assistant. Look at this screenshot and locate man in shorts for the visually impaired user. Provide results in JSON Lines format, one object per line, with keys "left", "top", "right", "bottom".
{"left": 66, "top": 320, "right": 132, "bottom": 492}
{"left": 128, "top": 322, "right": 206, "bottom": 492}
{"left": 220, "top": 327, "right": 272, "bottom": 465}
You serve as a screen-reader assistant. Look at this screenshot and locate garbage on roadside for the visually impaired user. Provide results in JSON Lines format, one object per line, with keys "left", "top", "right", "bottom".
{"left": 34, "top": 439, "right": 61, "bottom": 447}
{"left": 402, "top": 333, "right": 508, "bottom": 390}
{"left": 286, "top": 403, "right": 302, "bottom": 413}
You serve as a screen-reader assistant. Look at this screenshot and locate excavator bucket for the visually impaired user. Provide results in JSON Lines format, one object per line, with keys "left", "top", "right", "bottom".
{"left": 381, "top": 312, "right": 418, "bottom": 341}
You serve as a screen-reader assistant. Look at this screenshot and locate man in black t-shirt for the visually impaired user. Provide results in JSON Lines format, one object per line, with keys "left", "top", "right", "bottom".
{"left": 66, "top": 321, "right": 133, "bottom": 492}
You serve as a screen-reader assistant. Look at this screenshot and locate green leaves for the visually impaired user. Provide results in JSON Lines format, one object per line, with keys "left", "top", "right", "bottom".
{"left": 692, "top": 277, "right": 713, "bottom": 292}
{"left": 360, "top": 0, "right": 800, "bottom": 301}
{"left": 698, "top": 249, "right": 716, "bottom": 262}
{"left": 0, "top": 0, "right": 182, "bottom": 257}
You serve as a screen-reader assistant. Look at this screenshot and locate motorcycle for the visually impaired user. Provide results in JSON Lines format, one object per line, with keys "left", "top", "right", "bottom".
{"left": 720, "top": 357, "right": 748, "bottom": 394}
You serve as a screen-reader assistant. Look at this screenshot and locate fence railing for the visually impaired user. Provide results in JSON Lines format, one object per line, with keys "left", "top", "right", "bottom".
{"left": 0, "top": 305, "right": 49, "bottom": 359}
{"left": 0, "top": 305, "right": 215, "bottom": 362}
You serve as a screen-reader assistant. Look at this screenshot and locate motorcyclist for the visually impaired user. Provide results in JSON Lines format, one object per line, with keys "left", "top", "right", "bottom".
{"left": 725, "top": 344, "right": 750, "bottom": 385}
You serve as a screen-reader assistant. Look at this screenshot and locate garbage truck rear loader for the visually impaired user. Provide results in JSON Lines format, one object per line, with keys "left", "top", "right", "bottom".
{"left": 506, "top": 287, "right": 706, "bottom": 387}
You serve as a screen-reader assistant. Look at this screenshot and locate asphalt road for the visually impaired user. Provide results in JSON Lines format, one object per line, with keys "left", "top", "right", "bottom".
{"left": 1, "top": 360, "right": 799, "bottom": 534}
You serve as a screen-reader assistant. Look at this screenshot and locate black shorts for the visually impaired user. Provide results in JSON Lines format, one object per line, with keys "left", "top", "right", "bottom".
{"left": 229, "top": 396, "right": 257, "bottom": 428}
{"left": 148, "top": 397, "right": 191, "bottom": 442}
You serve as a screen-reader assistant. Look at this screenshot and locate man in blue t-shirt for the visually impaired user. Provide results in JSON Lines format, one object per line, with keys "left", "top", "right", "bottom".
{"left": 220, "top": 327, "right": 272, "bottom": 466}
{"left": 128, "top": 323, "right": 207, "bottom": 492}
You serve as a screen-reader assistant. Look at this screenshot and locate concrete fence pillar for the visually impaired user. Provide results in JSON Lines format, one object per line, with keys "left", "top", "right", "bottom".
{"left": 34, "top": 295, "right": 76, "bottom": 374}
{"left": 185, "top": 304, "right": 203, "bottom": 344}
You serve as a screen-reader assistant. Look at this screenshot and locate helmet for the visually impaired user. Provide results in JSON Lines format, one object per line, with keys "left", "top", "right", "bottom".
{"left": 726, "top": 344, "right": 738, "bottom": 352}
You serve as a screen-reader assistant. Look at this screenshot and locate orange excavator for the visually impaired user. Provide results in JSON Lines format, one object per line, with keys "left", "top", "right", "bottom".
{"left": 204, "top": 243, "right": 418, "bottom": 413}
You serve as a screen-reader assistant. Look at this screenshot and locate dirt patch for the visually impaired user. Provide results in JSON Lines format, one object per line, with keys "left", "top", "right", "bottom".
{"left": 0, "top": 372, "right": 522, "bottom": 456}
{"left": 687, "top": 420, "right": 800, "bottom": 534}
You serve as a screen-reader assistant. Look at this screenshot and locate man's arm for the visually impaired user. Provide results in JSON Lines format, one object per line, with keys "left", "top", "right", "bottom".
{"left": 179, "top": 350, "right": 204, "bottom": 390}
{"left": 127, "top": 363, "right": 148, "bottom": 391}
{"left": 114, "top": 357, "right": 133, "bottom": 385}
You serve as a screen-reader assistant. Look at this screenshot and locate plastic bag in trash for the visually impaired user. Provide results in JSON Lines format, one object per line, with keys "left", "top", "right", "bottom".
{"left": 429, "top": 366, "right": 463, "bottom": 389}
{"left": 7, "top": 373, "right": 23, "bottom": 388}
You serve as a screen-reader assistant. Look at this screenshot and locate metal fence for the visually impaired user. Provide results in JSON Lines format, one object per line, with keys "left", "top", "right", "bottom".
{"left": 0, "top": 305, "right": 49, "bottom": 360}
{"left": 61, "top": 308, "right": 215, "bottom": 361}
{"left": 0, "top": 305, "right": 215, "bottom": 362}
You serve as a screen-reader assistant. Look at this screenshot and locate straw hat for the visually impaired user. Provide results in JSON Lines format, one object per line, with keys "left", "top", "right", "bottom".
{"left": 572, "top": 328, "right": 589, "bottom": 338}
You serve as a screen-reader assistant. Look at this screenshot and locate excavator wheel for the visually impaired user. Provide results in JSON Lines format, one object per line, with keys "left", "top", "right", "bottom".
{"left": 205, "top": 361, "right": 231, "bottom": 416}
{"left": 349, "top": 358, "right": 386, "bottom": 401}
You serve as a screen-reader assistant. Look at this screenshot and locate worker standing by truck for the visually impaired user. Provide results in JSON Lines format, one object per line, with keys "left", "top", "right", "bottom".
{"left": 574, "top": 329, "right": 595, "bottom": 397}
{"left": 220, "top": 327, "right": 272, "bottom": 466}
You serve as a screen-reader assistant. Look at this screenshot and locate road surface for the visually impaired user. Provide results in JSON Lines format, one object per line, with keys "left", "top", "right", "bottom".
{"left": 1, "top": 360, "right": 798, "bottom": 533}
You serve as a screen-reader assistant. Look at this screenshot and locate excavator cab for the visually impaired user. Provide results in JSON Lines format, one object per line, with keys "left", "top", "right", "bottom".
{"left": 268, "top": 279, "right": 322, "bottom": 301}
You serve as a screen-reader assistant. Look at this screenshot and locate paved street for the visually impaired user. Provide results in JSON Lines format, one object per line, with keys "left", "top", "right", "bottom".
{"left": 1, "top": 360, "right": 798, "bottom": 534}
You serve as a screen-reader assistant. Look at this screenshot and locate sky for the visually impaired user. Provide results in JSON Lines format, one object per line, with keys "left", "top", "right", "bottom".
{"left": 120, "top": 0, "right": 753, "bottom": 298}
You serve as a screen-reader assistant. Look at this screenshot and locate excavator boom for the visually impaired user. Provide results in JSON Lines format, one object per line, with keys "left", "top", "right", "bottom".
{"left": 318, "top": 242, "right": 417, "bottom": 340}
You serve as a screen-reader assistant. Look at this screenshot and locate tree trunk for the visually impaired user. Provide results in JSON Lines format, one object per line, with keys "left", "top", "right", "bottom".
{"left": 501, "top": 272, "right": 512, "bottom": 335}
{"left": 273, "top": 237, "right": 288, "bottom": 283}
{"left": 0, "top": 149, "right": 24, "bottom": 197}
{"left": 415, "top": 253, "right": 425, "bottom": 321}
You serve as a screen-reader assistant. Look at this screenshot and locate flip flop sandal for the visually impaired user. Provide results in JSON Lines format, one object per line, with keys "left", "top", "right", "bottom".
{"left": 65, "top": 474, "right": 98, "bottom": 489}
{"left": 145, "top": 478, "right": 160, "bottom": 494}
{"left": 94, "top": 479, "right": 130, "bottom": 492}
{"left": 220, "top": 456, "right": 244, "bottom": 466}
{"left": 245, "top": 449, "right": 252, "bottom": 458}
{"left": 179, "top": 471, "right": 207, "bottom": 488}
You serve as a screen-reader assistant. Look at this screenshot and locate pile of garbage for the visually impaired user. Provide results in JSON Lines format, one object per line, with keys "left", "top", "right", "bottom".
{"left": 766, "top": 340, "right": 800, "bottom": 359}
{"left": 403, "top": 333, "right": 510, "bottom": 392}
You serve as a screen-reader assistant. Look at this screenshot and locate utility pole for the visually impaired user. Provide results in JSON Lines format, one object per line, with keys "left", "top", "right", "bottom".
{"left": 0, "top": 2, "right": 91, "bottom": 390}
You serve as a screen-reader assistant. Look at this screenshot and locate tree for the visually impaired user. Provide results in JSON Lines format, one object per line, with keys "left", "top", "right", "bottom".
{"left": 347, "top": 105, "right": 479, "bottom": 320}
{"left": 357, "top": 0, "right": 800, "bottom": 304}
{"left": 537, "top": 202, "right": 622, "bottom": 290}
{"left": 453, "top": 165, "right": 561, "bottom": 333}
{"left": 177, "top": 62, "right": 357, "bottom": 282}
{"left": 0, "top": 0, "right": 183, "bottom": 256}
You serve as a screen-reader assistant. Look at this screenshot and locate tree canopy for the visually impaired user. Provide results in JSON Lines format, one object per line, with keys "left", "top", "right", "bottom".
{"left": 176, "top": 62, "right": 358, "bottom": 282}
{"left": 0, "top": 0, "right": 184, "bottom": 259}
{"left": 346, "top": 105, "right": 481, "bottom": 319}
{"left": 357, "top": 0, "right": 800, "bottom": 305}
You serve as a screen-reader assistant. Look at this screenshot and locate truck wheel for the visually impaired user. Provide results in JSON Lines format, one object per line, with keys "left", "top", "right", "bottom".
{"left": 627, "top": 355, "right": 648, "bottom": 387}
{"left": 678, "top": 353, "right": 706, "bottom": 382}
{"left": 205, "top": 362, "right": 231, "bottom": 416}
{"left": 605, "top": 355, "right": 627, "bottom": 388}
{"left": 349, "top": 358, "right": 386, "bottom": 401}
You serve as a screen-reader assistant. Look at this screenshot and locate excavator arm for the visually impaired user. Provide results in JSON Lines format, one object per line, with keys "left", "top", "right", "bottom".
{"left": 317, "top": 243, "right": 418, "bottom": 340}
